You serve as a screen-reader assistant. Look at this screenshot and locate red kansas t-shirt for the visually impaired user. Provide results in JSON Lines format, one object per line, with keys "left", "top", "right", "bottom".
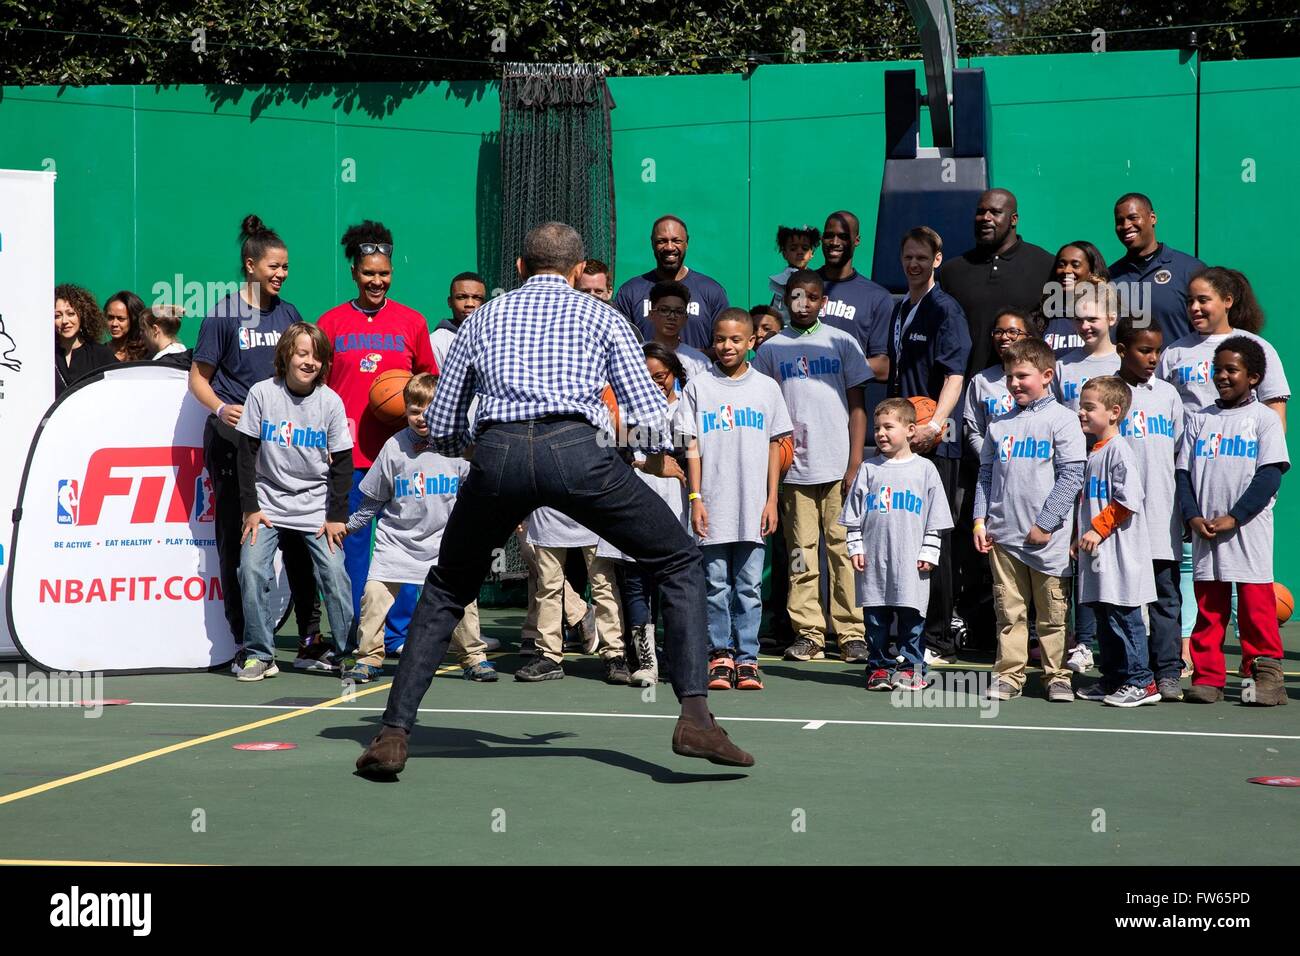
{"left": 317, "top": 299, "right": 438, "bottom": 467}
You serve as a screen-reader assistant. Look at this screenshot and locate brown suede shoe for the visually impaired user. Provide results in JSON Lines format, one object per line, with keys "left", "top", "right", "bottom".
{"left": 1249, "top": 658, "right": 1289, "bottom": 706}
{"left": 356, "top": 725, "right": 409, "bottom": 775}
{"left": 671, "top": 716, "right": 755, "bottom": 767}
{"left": 1184, "top": 684, "right": 1224, "bottom": 704}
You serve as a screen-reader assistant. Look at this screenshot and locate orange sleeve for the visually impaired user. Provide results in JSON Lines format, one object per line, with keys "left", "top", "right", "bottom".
{"left": 1090, "top": 501, "right": 1133, "bottom": 539}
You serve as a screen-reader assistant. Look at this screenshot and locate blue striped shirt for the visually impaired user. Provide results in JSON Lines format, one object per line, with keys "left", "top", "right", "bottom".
{"left": 425, "top": 273, "right": 670, "bottom": 454}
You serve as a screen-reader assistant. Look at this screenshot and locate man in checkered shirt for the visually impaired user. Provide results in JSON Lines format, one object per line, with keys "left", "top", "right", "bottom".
{"left": 356, "top": 222, "right": 755, "bottom": 775}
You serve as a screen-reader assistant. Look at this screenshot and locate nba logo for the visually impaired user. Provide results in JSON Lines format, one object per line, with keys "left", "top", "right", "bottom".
{"left": 195, "top": 473, "right": 216, "bottom": 523}
{"left": 56, "top": 479, "right": 79, "bottom": 525}
{"left": 796, "top": 356, "right": 811, "bottom": 378}
{"left": 719, "top": 404, "right": 734, "bottom": 431}
{"left": 411, "top": 471, "right": 426, "bottom": 499}
{"left": 998, "top": 435, "right": 1014, "bottom": 463}
{"left": 1194, "top": 360, "right": 1212, "bottom": 383}
{"left": 996, "top": 395, "right": 1013, "bottom": 415}
{"left": 277, "top": 421, "right": 293, "bottom": 446}
{"left": 877, "top": 485, "right": 892, "bottom": 513}
{"left": 1131, "top": 411, "right": 1147, "bottom": 439}
{"left": 237, "top": 327, "right": 252, "bottom": 350}
{"left": 1205, "top": 432, "right": 1222, "bottom": 459}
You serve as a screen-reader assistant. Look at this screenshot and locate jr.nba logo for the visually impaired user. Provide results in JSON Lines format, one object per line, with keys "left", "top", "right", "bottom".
{"left": 277, "top": 421, "right": 294, "bottom": 447}
{"left": 194, "top": 473, "right": 216, "bottom": 523}
{"left": 877, "top": 485, "right": 893, "bottom": 513}
{"left": 796, "top": 356, "right": 811, "bottom": 378}
{"left": 411, "top": 471, "right": 426, "bottom": 499}
{"left": 1205, "top": 432, "right": 1222, "bottom": 459}
{"left": 998, "top": 435, "right": 1014, "bottom": 463}
{"left": 56, "top": 479, "right": 79, "bottom": 525}
{"left": 1131, "top": 410, "right": 1147, "bottom": 439}
{"left": 237, "top": 327, "right": 252, "bottom": 350}
{"left": 719, "top": 404, "right": 735, "bottom": 431}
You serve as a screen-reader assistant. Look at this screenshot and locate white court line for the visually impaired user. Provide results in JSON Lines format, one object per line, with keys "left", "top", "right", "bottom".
{"left": 13, "top": 699, "right": 1300, "bottom": 742}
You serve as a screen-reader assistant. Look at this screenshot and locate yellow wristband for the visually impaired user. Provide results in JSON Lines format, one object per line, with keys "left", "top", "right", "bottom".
{"left": 973, "top": 519, "right": 986, "bottom": 529}
{"left": 688, "top": 492, "right": 701, "bottom": 502}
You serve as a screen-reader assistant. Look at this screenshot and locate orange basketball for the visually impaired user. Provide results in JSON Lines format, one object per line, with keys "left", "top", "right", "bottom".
{"left": 777, "top": 434, "right": 794, "bottom": 476}
{"left": 368, "top": 368, "right": 412, "bottom": 425}
{"left": 601, "top": 385, "right": 620, "bottom": 435}
{"left": 908, "top": 395, "right": 938, "bottom": 426}
{"left": 1276, "top": 582, "right": 1294, "bottom": 623}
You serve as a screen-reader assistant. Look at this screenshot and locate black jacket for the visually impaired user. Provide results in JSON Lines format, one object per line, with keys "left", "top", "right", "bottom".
{"left": 54, "top": 339, "right": 118, "bottom": 397}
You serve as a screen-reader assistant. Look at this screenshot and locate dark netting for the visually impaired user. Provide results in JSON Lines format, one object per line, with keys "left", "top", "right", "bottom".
{"left": 497, "top": 62, "right": 615, "bottom": 293}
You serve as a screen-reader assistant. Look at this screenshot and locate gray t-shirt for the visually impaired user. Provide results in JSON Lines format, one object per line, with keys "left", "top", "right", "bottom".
{"left": 981, "top": 399, "right": 1087, "bottom": 575}
{"left": 751, "top": 322, "right": 871, "bottom": 485}
{"left": 1158, "top": 330, "right": 1291, "bottom": 413}
{"left": 356, "top": 430, "right": 471, "bottom": 585}
{"left": 527, "top": 507, "right": 598, "bottom": 550}
{"left": 962, "top": 364, "right": 1015, "bottom": 458}
{"left": 1053, "top": 349, "right": 1121, "bottom": 412}
{"left": 1077, "top": 437, "right": 1157, "bottom": 607}
{"left": 236, "top": 379, "right": 352, "bottom": 532}
{"left": 674, "top": 343, "right": 713, "bottom": 382}
{"left": 1117, "top": 377, "right": 1183, "bottom": 561}
{"left": 1178, "top": 400, "right": 1290, "bottom": 583}
{"left": 837, "top": 454, "right": 953, "bottom": 612}
{"left": 678, "top": 365, "right": 793, "bottom": 544}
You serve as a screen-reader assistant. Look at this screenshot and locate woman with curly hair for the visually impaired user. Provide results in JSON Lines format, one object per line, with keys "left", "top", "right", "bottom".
{"left": 54, "top": 283, "right": 116, "bottom": 396}
{"left": 316, "top": 219, "right": 439, "bottom": 659}
{"left": 103, "top": 290, "right": 153, "bottom": 362}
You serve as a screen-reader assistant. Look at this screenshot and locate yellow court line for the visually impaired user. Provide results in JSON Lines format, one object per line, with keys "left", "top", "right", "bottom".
{"left": 0, "top": 680, "right": 395, "bottom": 809}
{"left": 0, "top": 859, "right": 203, "bottom": 867}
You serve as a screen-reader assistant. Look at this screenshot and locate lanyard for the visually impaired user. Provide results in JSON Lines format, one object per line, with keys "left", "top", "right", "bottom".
{"left": 893, "top": 287, "right": 930, "bottom": 356}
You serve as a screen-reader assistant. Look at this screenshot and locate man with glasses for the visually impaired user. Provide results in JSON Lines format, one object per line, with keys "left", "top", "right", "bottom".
{"left": 613, "top": 215, "right": 729, "bottom": 350}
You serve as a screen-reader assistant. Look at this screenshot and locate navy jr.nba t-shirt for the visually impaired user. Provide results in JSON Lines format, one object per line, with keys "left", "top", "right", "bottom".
{"left": 193, "top": 292, "right": 304, "bottom": 405}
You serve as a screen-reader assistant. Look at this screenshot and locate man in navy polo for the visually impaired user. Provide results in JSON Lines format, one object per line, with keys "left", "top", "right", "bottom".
{"left": 613, "top": 215, "right": 729, "bottom": 349}
{"left": 887, "top": 226, "right": 972, "bottom": 661}
{"left": 1108, "top": 193, "right": 1204, "bottom": 342}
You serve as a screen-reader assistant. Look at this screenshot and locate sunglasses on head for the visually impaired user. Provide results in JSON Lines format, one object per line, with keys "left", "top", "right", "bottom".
{"left": 358, "top": 242, "right": 393, "bottom": 257}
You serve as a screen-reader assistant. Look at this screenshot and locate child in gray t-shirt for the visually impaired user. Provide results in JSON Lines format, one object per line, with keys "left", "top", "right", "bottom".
{"left": 1176, "top": 337, "right": 1290, "bottom": 705}
{"left": 341, "top": 373, "right": 493, "bottom": 685}
{"left": 838, "top": 399, "right": 953, "bottom": 691}
{"left": 962, "top": 307, "right": 1036, "bottom": 457}
{"left": 1071, "top": 377, "right": 1159, "bottom": 708}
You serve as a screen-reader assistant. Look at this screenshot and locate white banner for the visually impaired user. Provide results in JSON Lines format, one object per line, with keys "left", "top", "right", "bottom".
{"left": 7, "top": 364, "right": 288, "bottom": 673}
{"left": 0, "top": 169, "right": 56, "bottom": 658}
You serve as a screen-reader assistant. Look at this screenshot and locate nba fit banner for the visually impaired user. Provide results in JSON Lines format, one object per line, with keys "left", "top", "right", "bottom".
{"left": 6, "top": 364, "right": 289, "bottom": 673}
{"left": 0, "top": 169, "right": 56, "bottom": 659}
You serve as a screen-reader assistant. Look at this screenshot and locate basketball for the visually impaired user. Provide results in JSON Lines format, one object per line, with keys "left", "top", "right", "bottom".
{"left": 1276, "top": 582, "right": 1293, "bottom": 623}
{"left": 908, "top": 395, "right": 938, "bottom": 426}
{"left": 601, "top": 384, "right": 620, "bottom": 435}
{"left": 368, "top": 368, "right": 412, "bottom": 424}
{"left": 777, "top": 434, "right": 794, "bottom": 476}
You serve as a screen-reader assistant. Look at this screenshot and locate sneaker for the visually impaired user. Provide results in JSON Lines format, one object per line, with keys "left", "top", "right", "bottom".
{"left": 949, "top": 613, "right": 970, "bottom": 652}
{"left": 735, "top": 663, "right": 764, "bottom": 690}
{"left": 986, "top": 678, "right": 1021, "bottom": 701}
{"left": 708, "top": 656, "right": 736, "bottom": 690}
{"left": 1184, "top": 684, "right": 1224, "bottom": 704}
{"left": 784, "top": 638, "right": 825, "bottom": 661}
{"left": 923, "top": 648, "right": 953, "bottom": 666}
{"left": 515, "top": 656, "right": 564, "bottom": 682}
{"left": 866, "top": 668, "right": 894, "bottom": 692}
{"left": 297, "top": 648, "right": 341, "bottom": 674}
{"left": 343, "top": 662, "right": 383, "bottom": 683}
{"left": 1103, "top": 682, "right": 1160, "bottom": 708}
{"left": 629, "top": 624, "right": 659, "bottom": 687}
{"left": 892, "top": 669, "right": 926, "bottom": 692}
{"left": 294, "top": 634, "right": 334, "bottom": 670}
{"left": 603, "top": 657, "right": 631, "bottom": 685}
{"left": 575, "top": 605, "right": 599, "bottom": 655}
{"left": 463, "top": 661, "right": 499, "bottom": 682}
{"left": 1157, "top": 678, "right": 1184, "bottom": 702}
{"left": 1066, "top": 643, "right": 1095, "bottom": 673}
{"left": 234, "top": 657, "right": 279, "bottom": 682}
{"left": 1075, "top": 681, "right": 1113, "bottom": 702}
{"left": 840, "top": 639, "right": 869, "bottom": 663}
{"left": 481, "top": 635, "right": 502, "bottom": 652}
{"left": 1047, "top": 680, "right": 1075, "bottom": 703}
{"left": 390, "top": 642, "right": 406, "bottom": 657}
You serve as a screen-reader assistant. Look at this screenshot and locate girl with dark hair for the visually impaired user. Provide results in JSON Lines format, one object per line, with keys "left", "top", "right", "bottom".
{"left": 187, "top": 214, "right": 325, "bottom": 671}
{"left": 54, "top": 284, "right": 117, "bottom": 396}
{"left": 316, "top": 219, "right": 440, "bottom": 658}
{"left": 103, "top": 290, "right": 152, "bottom": 362}
{"left": 1040, "top": 240, "right": 1110, "bottom": 354}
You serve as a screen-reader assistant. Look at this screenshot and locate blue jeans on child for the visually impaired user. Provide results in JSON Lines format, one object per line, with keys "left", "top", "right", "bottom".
{"left": 1090, "top": 602, "right": 1153, "bottom": 688}
{"left": 344, "top": 469, "right": 419, "bottom": 652}
{"left": 240, "top": 525, "right": 354, "bottom": 662}
{"left": 702, "top": 542, "right": 765, "bottom": 664}
{"left": 1149, "top": 560, "right": 1183, "bottom": 683}
{"left": 864, "top": 606, "right": 925, "bottom": 673}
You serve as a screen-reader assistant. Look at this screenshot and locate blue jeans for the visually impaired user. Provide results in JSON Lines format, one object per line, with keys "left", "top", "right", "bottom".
{"left": 865, "top": 606, "right": 925, "bottom": 673}
{"left": 239, "top": 525, "right": 354, "bottom": 662}
{"left": 1090, "top": 602, "right": 1153, "bottom": 688}
{"left": 1148, "top": 560, "right": 1183, "bottom": 683}
{"left": 618, "top": 562, "right": 658, "bottom": 629}
{"left": 1073, "top": 574, "right": 1097, "bottom": 652}
{"left": 702, "top": 542, "right": 765, "bottom": 664}
{"left": 383, "top": 419, "right": 709, "bottom": 731}
{"left": 343, "top": 469, "right": 419, "bottom": 652}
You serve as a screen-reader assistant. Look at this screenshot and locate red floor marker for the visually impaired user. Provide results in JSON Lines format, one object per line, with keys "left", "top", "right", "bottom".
{"left": 233, "top": 742, "right": 297, "bottom": 752}
{"left": 78, "top": 699, "right": 131, "bottom": 706}
{"left": 1247, "top": 776, "right": 1300, "bottom": 787}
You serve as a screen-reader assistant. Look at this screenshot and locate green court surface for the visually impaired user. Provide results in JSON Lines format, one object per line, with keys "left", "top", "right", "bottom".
{"left": 2, "top": 611, "right": 1297, "bottom": 866}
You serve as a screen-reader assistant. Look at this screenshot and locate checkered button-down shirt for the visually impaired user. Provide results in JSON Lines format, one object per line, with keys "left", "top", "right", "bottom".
{"left": 426, "top": 273, "right": 670, "bottom": 454}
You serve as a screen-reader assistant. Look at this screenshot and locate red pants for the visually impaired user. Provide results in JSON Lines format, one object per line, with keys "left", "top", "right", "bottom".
{"left": 1190, "top": 581, "right": 1283, "bottom": 688}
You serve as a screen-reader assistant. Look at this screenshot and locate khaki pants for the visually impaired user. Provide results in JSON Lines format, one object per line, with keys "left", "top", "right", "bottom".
{"left": 989, "top": 544, "right": 1070, "bottom": 689}
{"left": 533, "top": 545, "right": 624, "bottom": 663}
{"left": 517, "top": 530, "right": 588, "bottom": 646}
{"left": 355, "top": 580, "right": 484, "bottom": 668}
{"left": 780, "top": 481, "right": 863, "bottom": 647}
